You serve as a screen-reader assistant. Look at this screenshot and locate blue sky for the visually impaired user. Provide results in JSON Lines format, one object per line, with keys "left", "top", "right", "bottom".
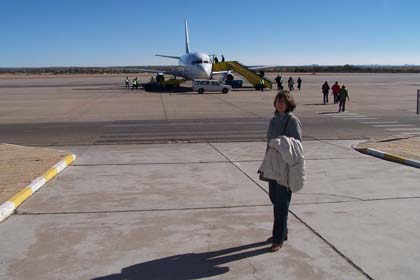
{"left": 1, "top": 0, "right": 419, "bottom": 67}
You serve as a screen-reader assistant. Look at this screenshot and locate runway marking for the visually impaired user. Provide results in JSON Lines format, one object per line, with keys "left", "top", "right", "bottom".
{"left": 341, "top": 117, "right": 377, "bottom": 120}
{"left": 400, "top": 132, "right": 420, "bottom": 135}
{"left": 106, "top": 121, "right": 266, "bottom": 127}
{"left": 332, "top": 115, "right": 368, "bottom": 118}
{"left": 360, "top": 121, "right": 399, "bottom": 124}
{"left": 372, "top": 124, "right": 416, "bottom": 128}
{"left": 386, "top": 127, "right": 420, "bottom": 131}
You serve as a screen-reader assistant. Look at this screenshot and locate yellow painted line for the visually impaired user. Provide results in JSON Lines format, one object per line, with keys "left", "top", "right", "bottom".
{"left": 42, "top": 167, "right": 58, "bottom": 182}
{"left": 0, "top": 153, "right": 76, "bottom": 223}
{"left": 63, "top": 154, "right": 75, "bottom": 165}
{"left": 8, "top": 187, "right": 33, "bottom": 208}
{"left": 383, "top": 153, "right": 407, "bottom": 164}
{"left": 356, "top": 146, "right": 420, "bottom": 169}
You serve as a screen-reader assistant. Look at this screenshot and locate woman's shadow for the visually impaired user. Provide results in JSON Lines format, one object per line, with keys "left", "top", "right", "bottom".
{"left": 92, "top": 240, "right": 270, "bottom": 280}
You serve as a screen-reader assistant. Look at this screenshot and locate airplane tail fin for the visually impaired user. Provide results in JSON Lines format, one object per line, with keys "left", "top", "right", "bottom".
{"left": 185, "top": 19, "right": 190, "bottom": 54}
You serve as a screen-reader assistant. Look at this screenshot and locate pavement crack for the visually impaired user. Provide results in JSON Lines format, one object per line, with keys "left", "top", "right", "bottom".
{"left": 298, "top": 192, "right": 363, "bottom": 201}
{"left": 15, "top": 204, "right": 272, "bottom": 216}
{"left": 208, "top": 142, "right": 374, "bottom": 280}
{"left": 288, "top": 209, "right": 374, "bottom": 280}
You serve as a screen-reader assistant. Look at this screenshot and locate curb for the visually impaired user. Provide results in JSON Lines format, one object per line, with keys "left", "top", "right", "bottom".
{"left": 356, "top": 147, "right": 420, "bottom": 169}
{"left": 0, "top": 153, "right": 76, "bottom": 223}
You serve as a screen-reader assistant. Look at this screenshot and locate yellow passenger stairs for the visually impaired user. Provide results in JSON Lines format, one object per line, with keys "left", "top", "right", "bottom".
{"left": 212, "top": 61, "right": 272, "bottom": 89}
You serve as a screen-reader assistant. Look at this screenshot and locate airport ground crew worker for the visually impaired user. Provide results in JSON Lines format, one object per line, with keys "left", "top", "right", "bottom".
{"left": 331, "top": 81, "right": 340, "bottom": 104}
{"left": 339, "top": 85, "right": 350, "bottom": 112}
{"left": 221, "top": 55, "right": 225, "bottom": 62}
{"left": 322, "top": 81, "right": 330, "bottom": 104}
{"left": 150, "top": 76, "right": 155, "bottom": 83}
{"left": 275, "top": 75, "right": 283, "bottom": 90}
{"left": 297, "top": 77, "right": 302, "bottom": 91}
{"left": 214, "top": 56, "right": 219, "bottom": 63}
{"left": 132, "top": 77, "right": 137, "bottom": 90}
{"left": 259, "top": 79, "right": 265, "bottom": 91}
{"left": 125, "top": 76, "right": 129, "bottom": 88}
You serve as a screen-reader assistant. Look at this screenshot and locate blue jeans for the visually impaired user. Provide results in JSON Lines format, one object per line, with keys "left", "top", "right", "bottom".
{"left": 269, "top": 180, "right": 292, "bottom": 243}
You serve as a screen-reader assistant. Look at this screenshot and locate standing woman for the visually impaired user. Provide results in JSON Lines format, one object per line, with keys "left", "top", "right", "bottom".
{"left": 266, "top": 91, "right": 303, "bottom": 252}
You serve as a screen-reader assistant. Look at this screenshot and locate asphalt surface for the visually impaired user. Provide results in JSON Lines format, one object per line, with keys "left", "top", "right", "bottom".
{"left": 0, "top": 73, "right": 419, "bottom": 146}
{"left": 1, "top": 115, "right": 420, "bottom": 146}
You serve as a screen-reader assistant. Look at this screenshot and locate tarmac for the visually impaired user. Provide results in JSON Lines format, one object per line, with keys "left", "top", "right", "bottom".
{"left": 0, "top": 73, "right": 420, "bottom": 145}
{"left": 1, "top": 73, "right": 420, "bottom": 279}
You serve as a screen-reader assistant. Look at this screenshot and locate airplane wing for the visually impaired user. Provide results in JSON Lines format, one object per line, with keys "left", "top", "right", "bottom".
{"left": 115, "top": 67, "right": 185, "bottom": 77}
{"left": 156, "top": 54, "right": 181, "bottom": 59}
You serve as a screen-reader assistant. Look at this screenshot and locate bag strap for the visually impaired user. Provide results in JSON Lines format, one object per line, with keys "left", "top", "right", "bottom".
{"left": 282, "top": 115, "right": 291, "bottom": 135}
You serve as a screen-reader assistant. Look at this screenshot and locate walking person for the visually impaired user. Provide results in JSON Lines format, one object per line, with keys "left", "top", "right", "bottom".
{"left": 338, "top": 85, "right": 350, "bottom": 112}
{"left": 275, "top": 75, "right": 283, "bottom": 90}
{"left": 331, "top": 81, "right": 340, "bottom": 104}
{"left": 259, "top": 91, "right": 303, "bottom": 252}
{"left": 322, "top": 81, "right": 330, "bottom": 104}
{"left": 297, "top": 77, "right": 302, "bottom": 91}
{"left": 125, "top": 76, "right": 130, "bottom": 88}
{"left": 288, "top": 77, "right": 295, "bottom": 91}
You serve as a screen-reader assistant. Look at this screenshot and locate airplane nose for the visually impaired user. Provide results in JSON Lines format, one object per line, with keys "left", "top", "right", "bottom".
{"left": 198, "top": 64, "right": 211, "bottom": 78}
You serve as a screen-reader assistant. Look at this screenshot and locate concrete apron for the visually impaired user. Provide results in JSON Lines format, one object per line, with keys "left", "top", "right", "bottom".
{"left": 0, "top": 141, "right": 419, "bottom": 279}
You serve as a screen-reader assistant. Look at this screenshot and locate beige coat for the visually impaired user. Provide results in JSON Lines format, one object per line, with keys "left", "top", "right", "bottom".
{"left": 258, "top": 136, "right": 305, "bottom": 193}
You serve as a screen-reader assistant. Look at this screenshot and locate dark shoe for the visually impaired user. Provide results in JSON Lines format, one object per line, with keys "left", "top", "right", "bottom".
{"left": 270, "top": 242, "right": 283, "bottom": 252}
{"left": 267, "top": 236, "right": 287, "bottom": 243}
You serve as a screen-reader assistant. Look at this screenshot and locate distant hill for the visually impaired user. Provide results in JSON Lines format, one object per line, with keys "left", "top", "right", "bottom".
{"left": 1, "top": 64, "right": 420, "bottom": 74}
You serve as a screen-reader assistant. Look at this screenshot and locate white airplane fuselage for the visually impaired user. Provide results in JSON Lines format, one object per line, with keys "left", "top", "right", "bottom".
{"left": 179, "top": 51, "right": 212, "bottom": 80}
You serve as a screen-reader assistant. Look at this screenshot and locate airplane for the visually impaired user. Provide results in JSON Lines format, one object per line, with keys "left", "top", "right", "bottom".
{"left": 128, "top": 20, "right": 272, "bottom": 83}
{"left": 128, "top": 20, "right": 212, "bottom": 80}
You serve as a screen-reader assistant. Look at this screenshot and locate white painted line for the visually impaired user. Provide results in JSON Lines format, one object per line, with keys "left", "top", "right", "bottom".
{"left": 373, "top": 124, "right": 416, "bottom": 128}
{"left": 400, "top": 132, "right": 420, "bottom": 135}
{"left": 326, "top": 112, "right": 359, "bottom": 115}
{"left": 359, "top": 148, "right": 420, "bottom": 169}
{"left": 360, "top": 121, "right": 400, "bottom": 124}
{"left": 342, "top": 118, "right": 377, "bottom": 120}
{"left": 386, "top": 128, "right": 420, "bottom": 131}
{"left": 0, "top": 154, "right": 76, "bottom": 223}
{"left": 332, "top": 115, "right": 367, "bottom": 118}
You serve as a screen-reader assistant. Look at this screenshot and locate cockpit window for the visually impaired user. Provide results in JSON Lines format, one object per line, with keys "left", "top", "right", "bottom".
{"left": 203, "top": 60, "right": 209, "bottom": 63}
{"left": 192, "top": 59, "right": 203, "bottom": 64}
